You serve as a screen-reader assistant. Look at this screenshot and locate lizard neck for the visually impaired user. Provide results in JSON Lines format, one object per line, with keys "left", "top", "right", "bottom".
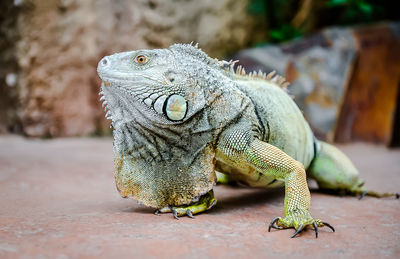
{"left": 112, "top": 115, "right": 218, "bottom": 208}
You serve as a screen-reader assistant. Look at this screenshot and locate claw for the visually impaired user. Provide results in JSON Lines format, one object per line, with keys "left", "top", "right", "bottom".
{"left": 186, "top": 209, "right": 194, "bottom": 219}
{"left": 291, "top": 223, "right": 305, "bottom": 238}
{"left": 322, "top": 221, "right": 335, "bottom": 232}
{"left": 208, "top": 199, "right": 217, "bottom": 210}
{"left": 270, "top": 225, "right": 281, "bottom": 230}
{"left": 359, "top": 191, "right": 367, "bottom": 200}
{"left": 169, "top": 205, "right": 179, "bottom": 220}
{"left": 268, "top": 217, "right": 280, "bottom": 232}
{"left": 313, "top": 221, "right": 318, "bottom": 238}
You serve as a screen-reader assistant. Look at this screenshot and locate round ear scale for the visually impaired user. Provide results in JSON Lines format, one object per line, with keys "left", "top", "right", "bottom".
{"left": 163, "top": 95, "right": 187, "bottom": 121}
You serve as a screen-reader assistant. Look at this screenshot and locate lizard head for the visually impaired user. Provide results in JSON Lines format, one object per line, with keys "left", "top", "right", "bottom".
{"left": 96, "top": 44, "right": 216, "bottom": 128}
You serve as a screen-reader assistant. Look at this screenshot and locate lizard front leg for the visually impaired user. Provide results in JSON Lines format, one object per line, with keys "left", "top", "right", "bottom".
{"left": 217, "top": 129, "right": 334, "bottom": 238}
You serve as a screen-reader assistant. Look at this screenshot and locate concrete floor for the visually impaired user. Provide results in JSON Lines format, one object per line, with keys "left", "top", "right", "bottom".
{"left": 0, "top": 136, "right": 399, "bottom": 258}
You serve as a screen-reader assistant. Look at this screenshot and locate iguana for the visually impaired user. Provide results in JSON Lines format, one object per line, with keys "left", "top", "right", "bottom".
{"left": 97, "top": 43, "right": 397, "bottom": 238}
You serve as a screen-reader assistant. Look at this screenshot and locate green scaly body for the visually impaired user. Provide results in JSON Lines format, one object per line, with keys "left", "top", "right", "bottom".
{"left": 97, "top": 43, "right": 394, "bottom": 238}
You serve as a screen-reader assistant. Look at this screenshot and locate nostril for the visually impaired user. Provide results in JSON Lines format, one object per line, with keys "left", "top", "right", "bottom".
{"left": 101, "top": 57, "right": 109, "bottom": 66}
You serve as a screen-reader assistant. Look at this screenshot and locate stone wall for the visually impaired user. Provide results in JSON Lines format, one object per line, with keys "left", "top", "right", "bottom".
{"left": 1, "top": 0, "right": 266, "bottom": 137}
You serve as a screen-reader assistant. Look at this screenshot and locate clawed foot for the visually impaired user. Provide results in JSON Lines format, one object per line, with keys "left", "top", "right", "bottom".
{"left": 268, "top": 213, "right": 335, "bottom": 238}
{"left": 154, "top": 206, "right": 196, "bottom": 219}
{"left": 154, "top": 190, "right": 217, "bottom": 219}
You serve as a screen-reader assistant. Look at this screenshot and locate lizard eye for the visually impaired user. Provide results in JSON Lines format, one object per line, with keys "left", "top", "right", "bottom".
{"left": 136, "top": 55, "right": 148, "bottom": 64}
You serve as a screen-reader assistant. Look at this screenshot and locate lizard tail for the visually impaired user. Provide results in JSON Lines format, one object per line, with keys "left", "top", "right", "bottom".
{"left": 357, "top": 190, "right": 400, "bottom": 200}
{"left": 307, "top": 141, "right": 399, "bottom": 200}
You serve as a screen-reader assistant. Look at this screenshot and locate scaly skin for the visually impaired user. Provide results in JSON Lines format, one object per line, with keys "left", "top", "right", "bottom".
{"left": 216, "top": 129, "right": 333, "bottom": 237}
{"left": 97, "top": 43, "right": 396, "bottom": 238}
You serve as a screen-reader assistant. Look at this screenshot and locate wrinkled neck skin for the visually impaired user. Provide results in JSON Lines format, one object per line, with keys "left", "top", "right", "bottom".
{"left": 104, "top": 80, "right": 215, "bottom": 159}
{"left": 103, "top": 66, "right": 244, "bottom": 208}
{"left": 102, "top": 67, "right": 226, "bottom": 156}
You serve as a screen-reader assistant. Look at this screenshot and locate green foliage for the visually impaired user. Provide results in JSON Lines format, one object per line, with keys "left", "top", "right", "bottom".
{"left": 247, "top": 0, "right": 267, "bottom": 16}
{"left": 326, "top": 0, "right": 348, "bottom": 6}
{"left": 248, "top": 0, "right": 394, "bottom": 44}
{"left": 270, "top": 25, "right": 303, "bottom": 42}
{"left": 326, "top": 0, "right": 375, "bottom": 23}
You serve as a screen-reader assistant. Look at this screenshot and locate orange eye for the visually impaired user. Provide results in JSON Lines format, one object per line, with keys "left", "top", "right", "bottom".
{"left": 136, "top": 55, "right": 147, "bottom": 64}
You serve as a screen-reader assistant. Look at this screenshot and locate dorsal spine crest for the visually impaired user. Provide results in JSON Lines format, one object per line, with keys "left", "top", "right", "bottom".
{"left": 172, "top": 43, "right": 290, "bottom": 89}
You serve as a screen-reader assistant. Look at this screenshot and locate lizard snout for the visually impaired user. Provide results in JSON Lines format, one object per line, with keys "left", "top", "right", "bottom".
{"left": 97, "top": 56, "right": 112, "bottom": 81}
{"left": 98, "top": 57, "right": 110, "bottom": 68}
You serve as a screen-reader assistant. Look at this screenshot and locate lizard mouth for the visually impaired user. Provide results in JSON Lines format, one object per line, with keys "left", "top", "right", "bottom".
{"left": 98, "top": 73, "right": 142, "bottom": 84}
{"left": 100, "top": 80, "right": 189, "bottom": 125}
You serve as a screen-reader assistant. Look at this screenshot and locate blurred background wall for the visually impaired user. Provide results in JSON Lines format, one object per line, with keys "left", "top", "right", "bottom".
{"left": 0, "top": 0, "right": 399, "bottom": 146}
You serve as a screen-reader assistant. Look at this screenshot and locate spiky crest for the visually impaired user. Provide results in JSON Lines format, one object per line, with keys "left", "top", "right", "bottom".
{"left": 171, "top": 43, "right": 290, "bottom": 90}
{"left": 217, "top": 59, "right": 290, "bottom": 89}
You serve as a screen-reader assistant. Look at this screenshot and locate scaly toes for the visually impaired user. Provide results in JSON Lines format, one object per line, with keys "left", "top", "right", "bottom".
{"left": 186, "top": 209, "right": 194, "bottom": 219}
{"left": 153, "top": 190, "right": 217, "bottom": 219}
{"left": 314, "top": 219, "right": 335, "bottom": 233}
{"left": 170, "top": 205, "right": 179, "bottom": 220}
{"left": 291, "top": 223, "right": 305, "bottom": 238}
{"left": 268, "top": 216, "right": 335, "bottom": 238}
{"left": 310, "top": 219, "right": 335, "bottom": 238}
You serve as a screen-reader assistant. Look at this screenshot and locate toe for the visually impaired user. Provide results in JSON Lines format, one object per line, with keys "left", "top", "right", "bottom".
{"left": 186, "top": 209, "right": 194, "bottom": 219}
{"left": 268, "top": 217, "right": 281, "bottom": 232}
{"left": 291, "top": 223, "right": 305, "bottom": 238}
{"left": 169, "top": 205, "right": 179, "bottom": 220}
{"left": 313, "top": 221, "right": 318, "bottom": 238}
{"left": 322, "top": 221, "right": 335, "bottom": 232}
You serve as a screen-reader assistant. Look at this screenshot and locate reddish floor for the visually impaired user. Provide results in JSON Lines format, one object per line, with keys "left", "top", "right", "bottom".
{"left": 0, "top": 136, "right": 399, "bottom": 258}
